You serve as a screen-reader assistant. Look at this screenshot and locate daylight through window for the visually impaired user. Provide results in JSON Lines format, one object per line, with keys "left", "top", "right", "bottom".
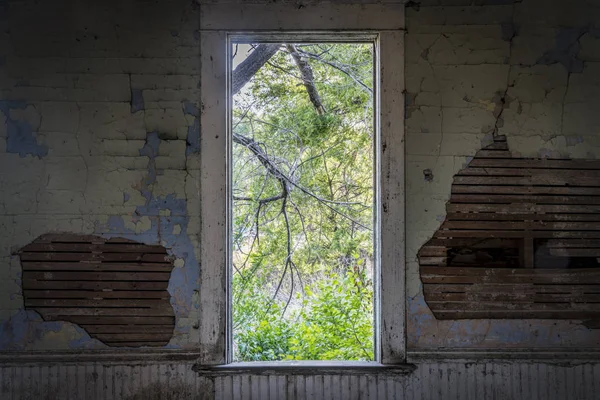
{"left": 230, "top": 41, "right": 376, "bottom": 361}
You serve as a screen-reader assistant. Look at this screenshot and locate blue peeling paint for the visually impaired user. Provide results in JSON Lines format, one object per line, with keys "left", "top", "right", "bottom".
{"left": 92, "top": 130, "right": 200, "bottom": 348}
{"left": 185, "top": 118, "right": 200, "bottom": 155}
{"left": 566, "top": 136, "right": 584, "bottom": 146}
{"left": 537, "top": 26, "right": 588, "bottom": 73}
{"left": 184, "top": 100, "right": 201, "bottom": 155}
{"left": 123, "top": 192, "right": 130, "bottom": 203}
{"left": 130, "top": 88, "right": 145, "bottom": 113}
{"left": 0, "top": 310, "right": 104, "bottom": 350}
{"left": 0, "top": 101, "right": 48, "bottom": 158}
{"left": 183, "top": 100, "right": 199, "bottom": 117}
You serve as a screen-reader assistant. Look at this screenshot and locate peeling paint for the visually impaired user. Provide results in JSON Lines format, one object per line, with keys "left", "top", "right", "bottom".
{"left": 537, "top": 27, "right": 588, "bottom": 73}
{"left": 0, "top": 101, "right": 48, "bottom": 158}
{"left": 130, "top": 88, "right": 145, "bottom": 113}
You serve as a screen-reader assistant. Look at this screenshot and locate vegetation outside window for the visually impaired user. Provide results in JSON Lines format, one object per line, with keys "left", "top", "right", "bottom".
{"left": 198, "top": 1, "right": 406, "bottom": 367}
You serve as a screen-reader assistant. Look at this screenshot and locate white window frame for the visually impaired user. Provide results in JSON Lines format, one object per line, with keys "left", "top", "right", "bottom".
{"left": 198, "top": 1, "right": 406, "bottom": 367}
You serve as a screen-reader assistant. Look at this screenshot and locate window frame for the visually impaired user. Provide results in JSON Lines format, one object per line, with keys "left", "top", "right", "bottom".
{"left": 198, "top": 1, "right": 406, "bottom": 367}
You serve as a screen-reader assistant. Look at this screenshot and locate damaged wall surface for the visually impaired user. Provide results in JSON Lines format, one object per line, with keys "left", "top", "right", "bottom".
{"left": 0, "top": 0, "right": 598, "bottom": 367}
{"left": 0, "top": 0, "right": 201, "bottom": 350}
{"left": 405, "top": 0, "right": 600, "bottom": 350}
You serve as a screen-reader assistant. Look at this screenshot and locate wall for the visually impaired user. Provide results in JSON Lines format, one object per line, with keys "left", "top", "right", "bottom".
{"left": 1, "top": 0, "right": 600, "bottom": 396}
{"left": 405, "top": 0, "right": 600, "bottom": 350}
{"left": 0, "top": 0, "right": 202, "bottom": 350}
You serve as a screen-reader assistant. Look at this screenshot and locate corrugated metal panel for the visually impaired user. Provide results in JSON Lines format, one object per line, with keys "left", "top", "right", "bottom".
{"left": 1, "top": 360, "right": 599, "bottom": 399}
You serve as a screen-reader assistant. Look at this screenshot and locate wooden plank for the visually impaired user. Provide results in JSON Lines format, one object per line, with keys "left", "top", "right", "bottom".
{"left": 548, "top": 248, "right": 600, "bottom": 257}
{"left": 433, "top": 229, "right": 600, "bottom": 239}
{"left": 19, "top": 252, "right": 173, "bottom": 263}
{"left": 522, "top": 238, "right": 534, "bottom": 268}
{"left": 441, "top": 221, "right": 600, "bottom": 231}
{"left": 41, "top": 315, "right": 174, "bottom": 325}
{"left": 92, "top": 333, "right": 173, "bottom": 342}
{"left": 105, "top": 342, "right": 169, "bottom": 347}
{"left": 428, "top": 301, "right": 600, "bottom": 311}
{"left": 426, "top": 292, "right": 600, "bottom": 303}
{"left": 452, "top": 185, "right": 600, "bottom": 196}
{"left": 433, "top": 310, "right": 600, "bottom": 319}
{"left": 23, "top": 290, "right": 169, "bottom": 299}
{"left": 20, "top": 243, "right": 167, "bottom": 254}
{"left": 23, "top": 271, "right": 171, "bottom": 281}
{"left": 21, "top": 262, "right": 173, "bottom": 272}
{"left": 80, "top": 325, "right": 174, "bottom": 334}
{"left": 22, "top": 280, "right": 168, "bottom": 290}
{"left": 25, "top": 299, "right": 169, "bottom": 308}
{"left": 37, "top": 307, "right": 174, "bottom": 317}
{"left": 417, "top": 246, "right": 448, "bottom": 256}
{"left": 457, "top": 167, "right": 600, "bottom": 178}
{"left": 423, "top": 283, "right": 600, "bottom": 294}
{"left": 421, "top": 266, "right": 600, "bottom": 284}
{"left": 469, "top": 158, "right": 600, "bottom": 170}
{"left": 446, "top": 213, "right": 600, "bottom": 222}
{"left": 453, "top": 175, "right": 600, "bottom": 187}
{"left": 450, "top": 194, "right": 600, "bottom": 204}
{"left": 418, "top": 256, "right": 447, "bottom": 266}
{"left": 447, "top": 204, "right": 600, "bottom": 213}
{"left": 545, "top": 239, "right": 600, "bottom": 248}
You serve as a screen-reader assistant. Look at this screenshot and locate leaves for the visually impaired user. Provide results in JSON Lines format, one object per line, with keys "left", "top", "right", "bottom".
{"left": 232, "top": 43, "right": 375, "bottom": 361}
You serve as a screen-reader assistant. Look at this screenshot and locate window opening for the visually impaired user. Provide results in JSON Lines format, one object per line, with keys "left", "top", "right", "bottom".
{"left": 230, "top": 40, "right": 376, "bottom": 361}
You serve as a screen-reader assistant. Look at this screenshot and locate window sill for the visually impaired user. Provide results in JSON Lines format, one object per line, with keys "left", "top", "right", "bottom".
{"left": 192, "top": 361, "right": 416, "bottom": 376}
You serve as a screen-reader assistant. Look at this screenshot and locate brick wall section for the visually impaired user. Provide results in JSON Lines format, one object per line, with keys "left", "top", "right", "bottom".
{"left": 1, "top": 0, "right": 600, "bottom": 351}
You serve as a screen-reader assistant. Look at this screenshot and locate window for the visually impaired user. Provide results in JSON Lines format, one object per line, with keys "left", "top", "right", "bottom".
{"left": 198, "top": 1, "right": 406, "bottom": 366}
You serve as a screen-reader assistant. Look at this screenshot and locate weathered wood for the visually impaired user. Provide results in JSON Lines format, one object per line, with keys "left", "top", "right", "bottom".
{"left": 37, "top": 307, "right": 174, "bottom": 317}
{"left": 441, "top": 221, "right": 600, "bottom": 231}
{"left": 452, "top": 185, "right": 600, "bottom": 196}
{"left": 433, "top": 229, "right": 600, "bottom": 239}
{"left": 25, "top": 299, "right": 169, "bottom": 308}
{"left": 23, "top": 290, "right": 169, "bottom": 299}
{"left": 548, "top": 248, "right": 600, "bottom": 257}
{"left": 423, "top": 283, "right": 600, "bottom": 294}
{"left": 446, "top": 204, "right": 600, "bottom": 213}
{"left": 19, "top": 252, "right": 173, "bottom": 263}
{"left": 434, "top": 310, "right": 600, "bottom": 319}
{"left": 93, "top": 333, "right": 174, "bottom": 342}
{"left": 453, "top": 175, "right": 600, "bottom": 187}
{"left": 457, "top": 167, "right": 600, "bottom": 178}
{"left": 22, "top": 262, "right": 174, "bottom": 272}
{"left": 22, "top": 280, "right": 168, "bottom": 290}
{"left": 421, "top": 267, "right": 600, "bottom": 284}
{"left": 425, "top": 292, "right": 600, "bottom": 303}
{"left": 18, "top": 233, "right": 176, "bottom": 348}
{"left": 42, "top": 315, "right": 174, "bottom": 325}
{"left": 20, "top": 243, "right": 167, "bottom": 254}
{"left": 545, "top": 239, "right": 600, "bottom": 248}
{"left": 469, "top": 158, "right": 600, "bottom": 170}
{"left": 23, "top": 271, "right": 171, "bottom": 281}
{"left": 81, "top": 325, "right": 174, "bottom": 334}
{"left": 450, "top": 194, "right": 600, "bottom": 205}
{"left": 446, "top": 213, "right": 600, "bottom": 222}
{"left": 472, "top": 150, "right": 512, "bottom": 158}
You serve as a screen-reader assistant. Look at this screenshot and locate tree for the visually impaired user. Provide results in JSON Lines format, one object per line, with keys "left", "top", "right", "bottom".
{"left": 231, "top": 43, "right": 375, "bottom": 361}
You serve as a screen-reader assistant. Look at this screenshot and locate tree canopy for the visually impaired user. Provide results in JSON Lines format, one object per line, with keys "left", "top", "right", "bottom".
{"left": 231, "top": 43, "right": 375, "bottom": 361}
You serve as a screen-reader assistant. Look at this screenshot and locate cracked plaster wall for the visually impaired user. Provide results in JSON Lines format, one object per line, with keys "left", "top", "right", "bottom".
{"left": 406, "top": 0, "right": 600, "bottom": 349}
{"left": 0, "top": 0, "right": 201, "bottom": 350}
{"left": 1, "top": 0, "right": 600, "bottom": 352}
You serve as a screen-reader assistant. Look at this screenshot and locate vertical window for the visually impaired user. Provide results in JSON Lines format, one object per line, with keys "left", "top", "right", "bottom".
{"left": 199, "top": 2, "right": 405, "bottom": 366}
{"left": 230, "top": 40, "right": 375, "bottom": 361}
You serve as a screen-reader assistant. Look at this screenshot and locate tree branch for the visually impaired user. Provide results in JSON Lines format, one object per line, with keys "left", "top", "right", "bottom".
{"left": 285, "top": 44, "right": 326, "bottom": 115}
{"left": 232, "top": 44, "right": 282, "bottom": 95}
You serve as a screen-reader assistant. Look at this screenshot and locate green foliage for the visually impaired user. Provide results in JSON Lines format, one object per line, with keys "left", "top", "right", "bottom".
{"left": 233, "top": 269, "right": 374, "bottom": 361}
{"left": 232, "top": 43, "right": 375, "bottom": 361}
